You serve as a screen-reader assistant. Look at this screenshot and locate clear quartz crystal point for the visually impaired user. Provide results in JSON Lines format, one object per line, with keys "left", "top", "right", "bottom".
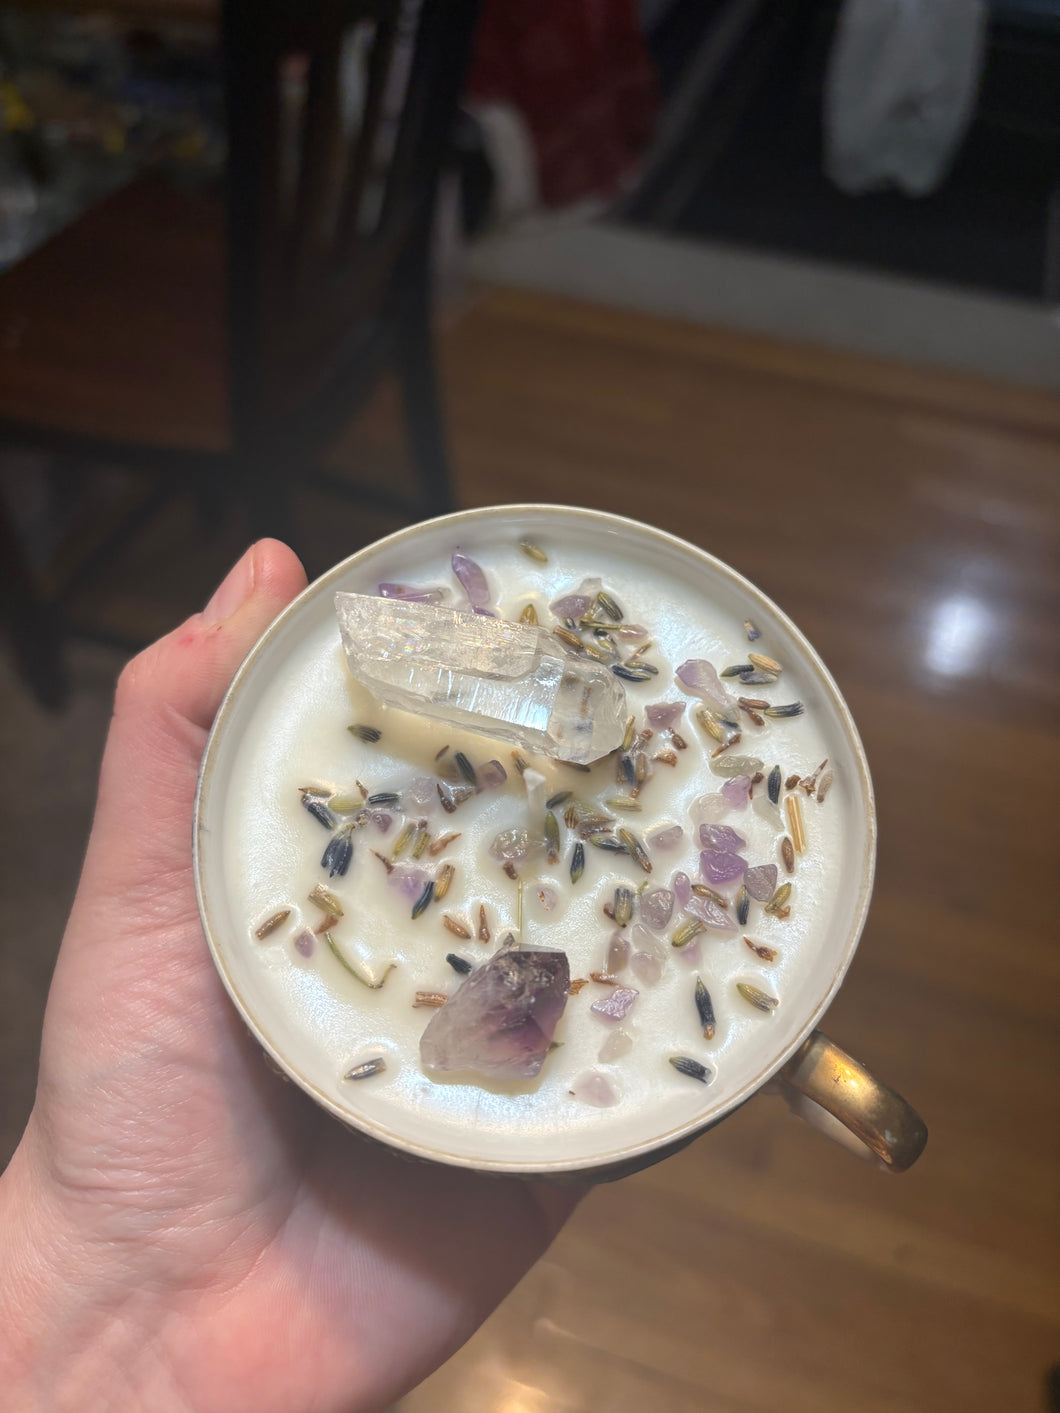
{"left": 335, "top": 592, "right": 627, "bottom": 763}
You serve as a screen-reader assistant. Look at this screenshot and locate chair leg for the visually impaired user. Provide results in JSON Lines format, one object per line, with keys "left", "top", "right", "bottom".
{"left": 0, "top": 488, "right": 68, "bottom": 709}
{"left": 396, "top": 275, "right": 456, "bottom": 520}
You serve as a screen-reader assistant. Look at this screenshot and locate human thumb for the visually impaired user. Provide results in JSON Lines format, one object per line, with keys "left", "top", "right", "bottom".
{"left": 70, "top": 539, "right": 307, "bottom": 938}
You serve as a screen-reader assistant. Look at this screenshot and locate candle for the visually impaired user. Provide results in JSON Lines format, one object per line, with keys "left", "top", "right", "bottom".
{"left": 206, "top": 510, "right": 863, "bottom": 1169}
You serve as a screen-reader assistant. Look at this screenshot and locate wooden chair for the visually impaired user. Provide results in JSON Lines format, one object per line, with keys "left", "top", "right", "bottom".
{"left": 0, "top": 0, "right": 480, "bottom": 707}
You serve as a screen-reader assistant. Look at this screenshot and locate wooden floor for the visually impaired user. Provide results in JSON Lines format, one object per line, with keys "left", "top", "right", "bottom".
{"left": 1, "top": 285, "right": 1057, "bottom": 1412}
{"left": 394, "top": 290, "right": 1060, "bottom": 1413}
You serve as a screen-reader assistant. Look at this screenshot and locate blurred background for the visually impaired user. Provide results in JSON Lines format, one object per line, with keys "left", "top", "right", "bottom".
{"left": 0, "top": 1, "right": 1057, "bottom": 1410}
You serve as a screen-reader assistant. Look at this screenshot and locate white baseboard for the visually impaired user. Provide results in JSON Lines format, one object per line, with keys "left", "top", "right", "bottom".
{"left": 465, "top": 219, "right": 1060, "bottom": 391}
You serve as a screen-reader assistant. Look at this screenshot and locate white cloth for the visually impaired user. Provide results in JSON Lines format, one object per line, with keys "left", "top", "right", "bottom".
{"left": 824, "top": 0, "right": 988, "bottom": 197}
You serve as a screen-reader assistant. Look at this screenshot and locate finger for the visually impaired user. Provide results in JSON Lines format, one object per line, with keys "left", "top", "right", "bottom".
{"left": 73, "top": 540, "right": 307, "bottom": 930}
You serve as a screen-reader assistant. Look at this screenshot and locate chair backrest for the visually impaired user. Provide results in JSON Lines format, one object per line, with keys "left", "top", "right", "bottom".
{"left": 222, "top": 0, "right": 479, "bottom": 453}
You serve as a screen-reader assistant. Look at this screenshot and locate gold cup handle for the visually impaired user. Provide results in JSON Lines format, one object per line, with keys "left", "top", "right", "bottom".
{"left": 777, "top": 1031, "right": 928, "bottom": 1172}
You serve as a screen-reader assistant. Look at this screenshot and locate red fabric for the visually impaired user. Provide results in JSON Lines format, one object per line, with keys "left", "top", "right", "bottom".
{"left": 466, "top": 0, "right": 658, "bottom": 207}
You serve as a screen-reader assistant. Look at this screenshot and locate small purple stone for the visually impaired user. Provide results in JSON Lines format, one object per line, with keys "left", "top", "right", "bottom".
{"left": 550, "top": 592, "right": 593, "bottom": 619}
{"left": 645, "top": 701, "right": 686, "bottom": 729}
{"left": 419, "top": 949, "right": 570, "bottom": 1080}
{"left": 570, "top": 1070, "right": 619, "bottom": 1107}
{"left": 451, "top": 551, "right": 491, "bottom": 609}
{"left": 293, "top": 928, "right": 315, "bottom": 958}
{"left": 700, "top": 823, "right": 747, "bottom": 854}
{"left": 720, "top": 775, "right": 752, "bottom": 811}
{"left": 639, "top": 887, "right": 675, "bottom": 931}
{"left": 378, "top": 582, "right": 445, "bottom": 604}
{"left": 550, "top": 577, "right": 600, "bottom": 621}
{"left": 648, "top": 823, "right": 684, "bottom": 852}
{"left": 672, "top": 871, "right": 692, "bottom": 908}
{"left": 605, "top": 931, "right": 630, "bottom": 973}
{"left": 370, "top": 811, "right": 393, "bottom": 833}
{"left": 478, "top": 759, "right": 508, "bottom": 790}
{"left": 744, "top": 864, "right": 778, "bottom": 902}
{"left": 591, "top": 986, "right": 638, "bottom": 1022}
{"left": 631, "top": 951, "right": 663, "bottom": 986}
{"left": 598, "top": 1029, "right": 633, "bottom": 1062}
{"left": 405, "top": 776, "right": 437, "bottom": 808}
{"left": 692, "top": 792, "right": 732, "bottom": 826}
{"left": 684, "top": 894, "right": 737, "bottom": 931}
{"left": 489, "top": 827, "right": 537, "bottom": 864}
{"left": 675, "top": 659, "right": 738, "bottom": 714}
{"left": 389, "top": 865, "right": 428, "bottom": 902}
{"left": 630, "top": 922, "right": 662, "bottom": 955}
{"left": 699, "top": 850, "right": 747, "bottom": 885}
{"left": 675, "top": 939, "right": 702, "bottom": 967}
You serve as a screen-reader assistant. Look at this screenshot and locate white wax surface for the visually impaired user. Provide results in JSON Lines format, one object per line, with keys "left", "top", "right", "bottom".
{"left": 200, "top": 511, "right": 871, "bottom": 1169}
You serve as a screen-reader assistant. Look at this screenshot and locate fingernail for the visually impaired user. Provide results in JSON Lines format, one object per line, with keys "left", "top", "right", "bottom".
{"left": 203, "top": 547, "right": 257, "bottom": 624}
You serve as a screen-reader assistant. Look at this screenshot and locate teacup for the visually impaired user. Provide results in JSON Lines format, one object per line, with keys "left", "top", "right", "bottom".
{"left": 194, "top": 505, "right": 927, "bottom": 1180}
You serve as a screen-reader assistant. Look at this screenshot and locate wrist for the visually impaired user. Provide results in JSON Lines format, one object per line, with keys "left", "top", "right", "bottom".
{"left": 0, "top": 1122, "right": 189, "bottom": 1413}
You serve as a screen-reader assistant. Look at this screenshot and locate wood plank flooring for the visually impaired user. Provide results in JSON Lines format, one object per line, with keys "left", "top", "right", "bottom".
{"left": 1, "top": 283, "right": 1056, "bottom": 1412}
{"left": 395, "top": 289, "right": 1060, "bottom": 1413}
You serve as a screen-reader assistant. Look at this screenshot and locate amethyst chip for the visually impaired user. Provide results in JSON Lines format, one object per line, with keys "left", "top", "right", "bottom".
{"left": 699, "top": 850, "right": 747, "bottom": 886}
{"left": 683, "top": 893, "right": 736, "bottom": 932}
{"left": 675, "top": 659, "right": 738, "bottom": 714}
{"left": 378, "top": 582, "right": 446, "bottom": 604}
{"left": 700, "top": 823, "right": 747, "bottom": 854}
{"left": 388, "top": 865, "right": 429, "bottom": 902}
{"left": 744, "top": 864, "right": 778, "bottom": 902}
{"left": 645, "top": 701, "right": 686, "bottom": 729}
{"left": 720, "top": 775, "right": 752, "bottom": 811}
{"left": 550, "top": 576, "right": 601, "bottom": 621}
{"left": 590, "top": 986, "right": 638, "bottom": 1022}
{"left": 477, "top": 759, "right": 508, "bottom": 790}
{"left": 647, "top": 823, "right": 684, "bottom": 852}
{"left": 606, "top": 931, "right": 631, "bottom": 973}
{"left": 639, "top": 887, "right": 675, "bottom": 931}
{"left": 451, "top": 551, "right": 492, "bottom": 610}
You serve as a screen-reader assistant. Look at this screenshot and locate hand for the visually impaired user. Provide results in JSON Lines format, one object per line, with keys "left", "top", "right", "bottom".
{"left": 0, "top": 541, "right": 580, "bottom": 1413}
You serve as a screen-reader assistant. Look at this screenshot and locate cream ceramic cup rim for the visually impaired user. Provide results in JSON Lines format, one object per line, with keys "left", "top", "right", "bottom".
{"left": 194, "top": 504, "right": 876, "bottom": 1176}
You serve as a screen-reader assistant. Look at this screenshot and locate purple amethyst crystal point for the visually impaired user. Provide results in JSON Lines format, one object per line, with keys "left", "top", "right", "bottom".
{"left": 419, "top": 949, "right": 570, "bottom": 1080}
